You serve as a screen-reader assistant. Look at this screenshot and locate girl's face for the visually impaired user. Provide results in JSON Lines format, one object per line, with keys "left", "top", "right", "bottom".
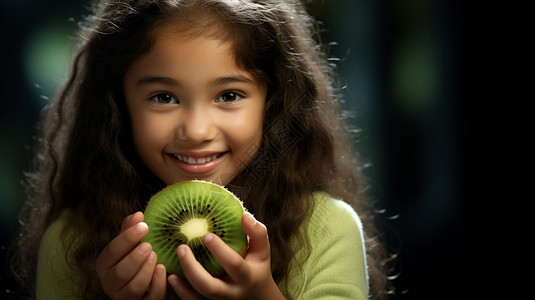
{"left": 124, "top": 26, "right": 266, "bottom": 186}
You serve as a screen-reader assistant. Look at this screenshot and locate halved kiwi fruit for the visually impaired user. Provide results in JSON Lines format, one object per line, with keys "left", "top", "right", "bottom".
{"left": 142, "top": 180, "right": 247, "bottom": 277}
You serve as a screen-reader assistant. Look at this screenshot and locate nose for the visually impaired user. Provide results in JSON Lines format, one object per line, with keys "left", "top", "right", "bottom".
{"left": 176, "top": 104, "right": 217, "bottom": 144}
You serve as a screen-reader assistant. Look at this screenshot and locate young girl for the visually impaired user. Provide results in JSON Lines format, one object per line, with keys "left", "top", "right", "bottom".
{"left": 12, "top": 0, "right": 389, "bottom": 299}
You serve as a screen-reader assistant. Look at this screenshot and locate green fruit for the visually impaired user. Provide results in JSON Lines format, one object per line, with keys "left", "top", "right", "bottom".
{"left": 142, "top": 180, "right": 247, "bottom": 277}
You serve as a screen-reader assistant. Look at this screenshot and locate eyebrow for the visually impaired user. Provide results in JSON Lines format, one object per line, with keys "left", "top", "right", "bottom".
{"left": 136, "top": 75, "right": 254, "bottom": 87}
{"left": 213, "top": 75, "right": 254, "bottom": 86}
{"left": 136, "top": 76, "right": 178, "bottom": 86}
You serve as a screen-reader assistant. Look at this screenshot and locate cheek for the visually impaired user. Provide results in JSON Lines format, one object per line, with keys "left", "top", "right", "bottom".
{"left": 130, "top": 110, "right": 172, "bottom": 158}
{"left": 227, "top": 109, "right": 264, "bottom": 161}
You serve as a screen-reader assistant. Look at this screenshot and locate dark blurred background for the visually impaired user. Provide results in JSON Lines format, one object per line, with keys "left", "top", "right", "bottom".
{"left": 0, "top": 0, "right": 474, "bottom": 299}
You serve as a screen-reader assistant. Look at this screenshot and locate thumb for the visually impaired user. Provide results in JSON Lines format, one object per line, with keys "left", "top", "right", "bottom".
{"left": 120, "top": 211, "right": 144, "bottom": 233}
{"left": 242, "top": 212, "right": 270, "bottom": 262}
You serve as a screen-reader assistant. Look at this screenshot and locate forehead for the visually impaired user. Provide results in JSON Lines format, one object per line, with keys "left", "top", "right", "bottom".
{"left": 148, "top": 20, "right": 238, "bottom": 61}
{"left": 148, "top": 23, "right": 234, "bottom": 64}
{"left": 154, "top": 11, "right": 236, "bottom": 46}
{"left": 124, "top": 23, "right": 260, "bottom": 88}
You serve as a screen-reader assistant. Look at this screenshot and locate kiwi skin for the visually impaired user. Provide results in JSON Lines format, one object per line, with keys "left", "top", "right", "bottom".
{"left": 142, "top": 180, "right": 248, "bottom": 277}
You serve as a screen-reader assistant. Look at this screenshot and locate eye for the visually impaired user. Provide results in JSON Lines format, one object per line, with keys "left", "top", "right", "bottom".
{"left": 215, "top": 91, "right": 243, "bottom": 103}
{"left": 149, "top": 93, "right": 178, "bottom": 104}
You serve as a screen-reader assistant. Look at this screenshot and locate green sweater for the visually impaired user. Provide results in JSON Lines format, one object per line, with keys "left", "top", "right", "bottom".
{"left": 37, "top": 193, "right": 369, "bottom": 299}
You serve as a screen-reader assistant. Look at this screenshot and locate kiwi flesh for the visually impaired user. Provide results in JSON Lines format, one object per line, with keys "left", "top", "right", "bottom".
{"left": 142, "top": 180, "right": 247, "bottom": 277}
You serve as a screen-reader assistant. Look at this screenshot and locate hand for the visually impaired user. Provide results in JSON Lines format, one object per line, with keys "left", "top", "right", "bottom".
{"left": 168, "top": 212, "right": 285, "bottom": 300}
{"left": 96, "top": 212, "right": 168, "bottom": 300}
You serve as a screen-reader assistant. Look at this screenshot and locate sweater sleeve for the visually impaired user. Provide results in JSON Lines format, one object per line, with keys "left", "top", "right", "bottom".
{"left": 36, "top": 215, "right": 82, "bottom": 300}
{"left": 282, "top": 194, "right": 369, "bottom": 299}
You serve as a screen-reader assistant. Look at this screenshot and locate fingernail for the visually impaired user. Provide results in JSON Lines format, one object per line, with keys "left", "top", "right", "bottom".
{"left": 138, "top": 242, "right": 151, "bottom": 255}
{"left": 246, "top": 212, "right": 256, "bottom": 225}
{"left": 169, "top": 276, "right": 179, "bottom": 287}
{"left": 133, "top": 222, "right": 148, "bottom": 236}
{"left": 203, "top": 233, "right": 213, "bottom": 243}
{"left": 147, "top": 251, "right": 156, "bottom": 263}
{"left": 155, "top": 264, "right": 165, "bottom": 276}
{"left": 177, "top": 246, "right": 186, "bottom": 258}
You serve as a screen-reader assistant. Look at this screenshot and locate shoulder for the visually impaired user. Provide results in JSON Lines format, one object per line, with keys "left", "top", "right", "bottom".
{"left": 38, "top": 213, "right": 68, "bottom": 270}
{"left": 306, "top": 192, "right": 367, "bottom": 268}
{"left": 308, "top": 192, "right": 364, "bottom": 235}
{"left": 304, "top": 192, "right": 366, "bottom": 251}
{"left": 284, "top": 193, "right": 369, "bottom": 299}
{"left": 37, "top": 211, "right": 81, "bottom": 299}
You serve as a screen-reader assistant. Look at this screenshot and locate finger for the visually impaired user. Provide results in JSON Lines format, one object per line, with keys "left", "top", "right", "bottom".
{"left": 144, "top": 264, "right": 167, "bottom": 300}
{"left": 241, "top": 213, "right": 270, "bottom": 262}
{"left": 168, "top": 274, "right": 208, "bottom": 300}
{"left": 121, "top": 211, "right": 144, "bottom": 233}
{"left": 176, "top": 245, "right": 226, "bottom": 298}
{"left": 118, "top": 251, "right": 157, "bottom": 298}
{"left": 203, "top": 233, "right": 251, "bottom": 283}
{"left": 105, "top": 242, "right": 153, "bottom": 293}
{"left": 96, "top": 222, "right": 149, "bottom": 274}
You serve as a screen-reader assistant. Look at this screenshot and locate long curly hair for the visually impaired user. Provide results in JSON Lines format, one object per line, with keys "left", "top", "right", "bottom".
{"left": 11, "top": 0, "right": 390, "bottom": 298}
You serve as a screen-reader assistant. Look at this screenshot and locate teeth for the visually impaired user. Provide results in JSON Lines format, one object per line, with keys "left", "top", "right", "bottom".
{"left": 174, "top": 154, "right": 220, "bottom": 164}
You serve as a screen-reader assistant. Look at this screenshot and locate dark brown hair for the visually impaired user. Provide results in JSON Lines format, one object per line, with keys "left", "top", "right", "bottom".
{"left": 11, "top": 0, "right": 390, "bottom": 298}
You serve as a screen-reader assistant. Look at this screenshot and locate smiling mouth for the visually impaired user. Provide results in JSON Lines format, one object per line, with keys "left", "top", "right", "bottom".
{"left": 171, "top": 153, "right": 222, "bottom": 165}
